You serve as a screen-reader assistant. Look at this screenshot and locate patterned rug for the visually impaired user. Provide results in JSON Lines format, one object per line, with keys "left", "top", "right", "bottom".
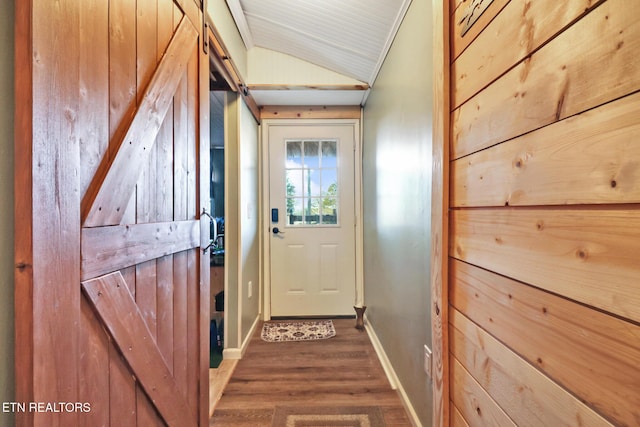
{"left": 271, "top": 406, "right": 386, "bottom": 426}
{"left": 261, "top": 320, "right": 336, "bottom": 342}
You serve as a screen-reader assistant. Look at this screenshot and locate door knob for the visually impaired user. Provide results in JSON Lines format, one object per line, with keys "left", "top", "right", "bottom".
{"left": 272, "top": 227, "right": 284, "bottom": 235}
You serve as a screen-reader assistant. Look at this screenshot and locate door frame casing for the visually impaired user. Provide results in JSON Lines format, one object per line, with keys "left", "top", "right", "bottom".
{"left": 260, "top": 118, "right": 364, "bottom": 320}
{"left": 430, "top": 1, "right": 450, "bottom": 426}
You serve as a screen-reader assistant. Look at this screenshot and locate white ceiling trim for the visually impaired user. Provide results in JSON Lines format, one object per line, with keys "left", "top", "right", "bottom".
{"left": 250, "top": 89, "right": 366, "bottom": 107}
{"left": 367, "top": 0, "right": 412, "bottom": 85}
{"left": 225, "top": 0, "right": 254, "bottom": 49}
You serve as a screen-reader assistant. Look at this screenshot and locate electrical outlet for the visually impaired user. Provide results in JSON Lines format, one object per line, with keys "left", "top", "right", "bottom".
{"left": 248, "top": 281, "right": 253, "bottom": 298}
{"left": 424, "top": 344, "right": 432, "bottom": 379}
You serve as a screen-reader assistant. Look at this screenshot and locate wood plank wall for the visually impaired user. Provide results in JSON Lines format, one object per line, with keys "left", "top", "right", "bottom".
{"left": 447, "top": 1, "right": 640, "bottom": 426}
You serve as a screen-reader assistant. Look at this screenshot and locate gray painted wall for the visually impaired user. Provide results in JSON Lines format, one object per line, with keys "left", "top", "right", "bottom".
{"left": 0, "top": 2, "right": 15, "bottom": 426}
{"left": 362, "top": 0, "right": 433, "bottom": 424}
{"left": 225, "top": 93, "right": 241, "bottom": 350}
{"left": 239, "top": 102, "right": 260, "bottom": 341}
{"left": 224, "top": 93, "right": 261, "bottom": 352}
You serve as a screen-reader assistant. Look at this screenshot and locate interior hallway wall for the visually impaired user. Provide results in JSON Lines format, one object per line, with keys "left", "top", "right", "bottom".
{"left": 224, "top": 93, "right": 261, "bottom": 354}
{"left": 362, "top": 0, "right": 433, "bottom": 424}
{"left": 207, "top": 0, "right": 247, "bottom": 77}
{"left": 239, "top": 101, "right": 260, "bottom": 341}
{"left": 0, "top": 1, "right": 15, "bottom": 426}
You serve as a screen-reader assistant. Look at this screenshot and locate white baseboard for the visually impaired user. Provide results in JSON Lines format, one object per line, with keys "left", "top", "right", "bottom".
{"left": 364, "top": 315, "right": 422, "bottom": 427}
{"left": 241, "top": 315, "right": 260, "bottom": 357}
{"left": 223, "top": 315, "right": 261, "bottom": 360}
{"left": 222, "top": 348, "right": 242, "bottom": 359}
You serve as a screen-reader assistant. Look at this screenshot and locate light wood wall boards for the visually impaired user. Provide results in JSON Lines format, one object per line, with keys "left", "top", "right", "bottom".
{"left": 450, "top": 309, "right": 612, "bottom": 427}
{"left": 451, "top": 91, "right": 640, "bottom": 207}
{"left": 452, "top": 0, "right": 640, "bottom": 159}
{"left": 443, "top": 0, "right": 640, "bottom": 425}
{"left": 15, "top": 0, "right": 210, "bottom": 426}
{"left": 450, "top": 0, "right": 510, "bottom": 62}
{"left": 450, "top": 260, "right": 637, "bottom": 425}
{"left": 450, "top": 208, "right": 640, "bottom": 322}
{"left": 452, "top": 0, "right": 605, "bottom": 108}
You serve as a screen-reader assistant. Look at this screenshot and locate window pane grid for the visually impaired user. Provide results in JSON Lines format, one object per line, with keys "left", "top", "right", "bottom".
{"left": 285, "top": 139, "right": 338, "bottom": 226}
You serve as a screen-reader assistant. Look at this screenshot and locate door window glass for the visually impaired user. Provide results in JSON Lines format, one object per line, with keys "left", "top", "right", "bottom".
{"left": 285, "top": 139, "right": 339, "bottom": 225}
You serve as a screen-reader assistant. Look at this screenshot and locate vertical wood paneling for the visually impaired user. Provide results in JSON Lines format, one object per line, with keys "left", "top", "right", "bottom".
{"left": 79, "top": 0, "right": 109, "bottom": 198}
{"left": 136, "top": 0, "right": 159, "bottom": 225}
{"left": 135, "top": 3, "right": 162, "bottom": 424}
{"left": 157, "top": 255, "right": 175, "bottom": 369}
{"left": 187, "top": 47, "right": 199, "bottom": 220}
{"left": 79, "top": 300, "right": 110, "bottom": 426}
{"left": 173, "top": 251, "right": 189, "bottom": 395}
{"left": 109, "top": 0, "right": 137, "bottom": 160}
{"left": 157, "top": 4, "right": 176, "bottom": 222}
{"left": 156, "top": 0, "right": 176, "bottom": 380}
{"left": 111, "top": 267, "right": 137, "bottom": 423}
{"left": 137, "top": 0, "right": 159, "bottom": 105}
{"left": 174, "top": 75, "right": 189, "bottom": 221}
{"left": 13, "top": 0, "right": 34, "bottom": 422}
{"left": 186, "top": 249, "right": 199, "bottom": 418}
{"left": 17, "top": 1, "right": 82, "bottom": 425}
{"left": 136, "top": 261, "right": 159, "bottom": 340}
{"left": 110, "top": 0, "right": 138, "bottom": 225}
{"left": 135, "top": 261, "right": 161, "bottom": 427}
{"left": 109, "top": 342, "right": 137, "bottom": 426}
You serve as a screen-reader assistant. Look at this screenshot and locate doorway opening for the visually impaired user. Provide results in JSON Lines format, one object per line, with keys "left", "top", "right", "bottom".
{"left": 208, "top": 89, "right": 226, "bottom": 370}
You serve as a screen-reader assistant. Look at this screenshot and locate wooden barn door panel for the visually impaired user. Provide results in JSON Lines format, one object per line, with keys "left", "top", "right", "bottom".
{"left": 82, "top": 272, "right": 196, "bottom": 426}
{"left": 15, "top": 0, "right": 210, "bottom": 426}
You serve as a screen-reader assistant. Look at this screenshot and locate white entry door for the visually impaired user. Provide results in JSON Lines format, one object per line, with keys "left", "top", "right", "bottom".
{"left": 268, "top": 122, "right": 357, "bottom": 316}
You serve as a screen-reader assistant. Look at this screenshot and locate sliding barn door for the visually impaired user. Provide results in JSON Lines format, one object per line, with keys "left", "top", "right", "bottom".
{"left": 15, "top": 1, "right": 210, "bottom": 426}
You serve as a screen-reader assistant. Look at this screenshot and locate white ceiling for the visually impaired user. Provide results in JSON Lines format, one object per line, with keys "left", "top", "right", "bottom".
{"left": 226, "top": 0, "right": 412, "bottom": 106}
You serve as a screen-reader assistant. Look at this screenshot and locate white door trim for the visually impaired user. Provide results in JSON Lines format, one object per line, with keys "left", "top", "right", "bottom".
{"left": 260, "top": 118, "right": 364, "bottom": 319}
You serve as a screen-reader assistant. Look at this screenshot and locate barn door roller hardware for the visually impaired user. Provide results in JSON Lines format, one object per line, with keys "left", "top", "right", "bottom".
{"left": 202, "top": 0, "right": 209, "bottom": 54}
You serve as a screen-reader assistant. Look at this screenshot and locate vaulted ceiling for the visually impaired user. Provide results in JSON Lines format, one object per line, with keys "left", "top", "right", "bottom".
{"left": 225, "top": 0, "right": 412, "bottom": 105}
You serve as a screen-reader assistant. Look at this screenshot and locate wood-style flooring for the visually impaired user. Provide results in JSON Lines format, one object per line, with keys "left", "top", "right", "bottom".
{"left": 209, "top": 318, "right": 412, "bottom": 426}
{"left": 209, "top": 359, "right": 238, "bottom": 417}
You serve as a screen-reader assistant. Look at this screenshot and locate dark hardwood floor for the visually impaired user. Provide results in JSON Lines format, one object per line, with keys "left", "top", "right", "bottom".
{"left": 209, "top": 318, "right": 413, "bottom": 426}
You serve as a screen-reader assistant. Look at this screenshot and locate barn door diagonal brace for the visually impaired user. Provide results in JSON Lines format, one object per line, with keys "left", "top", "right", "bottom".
{"left": 82, "top": 272, "right": 198, "bottom": 426}
{"left": 81, "top": 15, "right": 198, "bottom": 227}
